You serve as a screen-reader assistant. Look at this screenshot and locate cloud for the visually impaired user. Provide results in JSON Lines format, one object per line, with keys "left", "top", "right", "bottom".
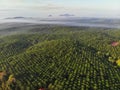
{"left": 22, "top": 3, "right": 68, "bottom": 11}
{"left": 0, "top": 0, "right": 23, "bottom": 4}
{"left": 0, "top": 8, "right": 16, "bottom": 11}
{"left": 0, "top": 0, "right": 67, "bottom": 11}
{"left": 31, "top": 5, "right": 65, "bottom": 10}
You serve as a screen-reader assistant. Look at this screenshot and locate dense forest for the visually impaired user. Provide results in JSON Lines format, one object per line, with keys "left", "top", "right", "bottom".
{"left": 0, "top": 24, "right": 120, "bottom": 90}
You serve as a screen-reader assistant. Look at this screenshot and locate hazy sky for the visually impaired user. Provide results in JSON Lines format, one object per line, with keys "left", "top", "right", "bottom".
{"left": 0, "top": 0, "right": 120, "bottom": 18}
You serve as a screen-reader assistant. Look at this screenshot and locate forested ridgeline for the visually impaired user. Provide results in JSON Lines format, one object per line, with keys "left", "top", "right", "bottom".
{"left": 0, "top": 25, "right": 120, "bottom": 90}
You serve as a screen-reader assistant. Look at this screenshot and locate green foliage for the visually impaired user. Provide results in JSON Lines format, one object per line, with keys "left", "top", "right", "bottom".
{"left": 116, "top": 60, "right": 120, "bottom": 66}
{"left": 0, "top": 25, "right": 120, "bottom": 89}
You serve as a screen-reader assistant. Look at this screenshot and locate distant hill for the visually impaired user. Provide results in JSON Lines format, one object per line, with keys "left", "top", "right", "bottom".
{"left": 5, "top": 17, "right": 33, "bottom": 20}
{"left": 59, "top": 14, "right": 75, "bottom": 17}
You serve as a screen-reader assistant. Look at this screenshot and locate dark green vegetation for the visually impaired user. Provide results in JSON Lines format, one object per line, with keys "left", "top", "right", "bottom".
{"left": 0, "top": 24, "right": 120, "bottom": 90}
